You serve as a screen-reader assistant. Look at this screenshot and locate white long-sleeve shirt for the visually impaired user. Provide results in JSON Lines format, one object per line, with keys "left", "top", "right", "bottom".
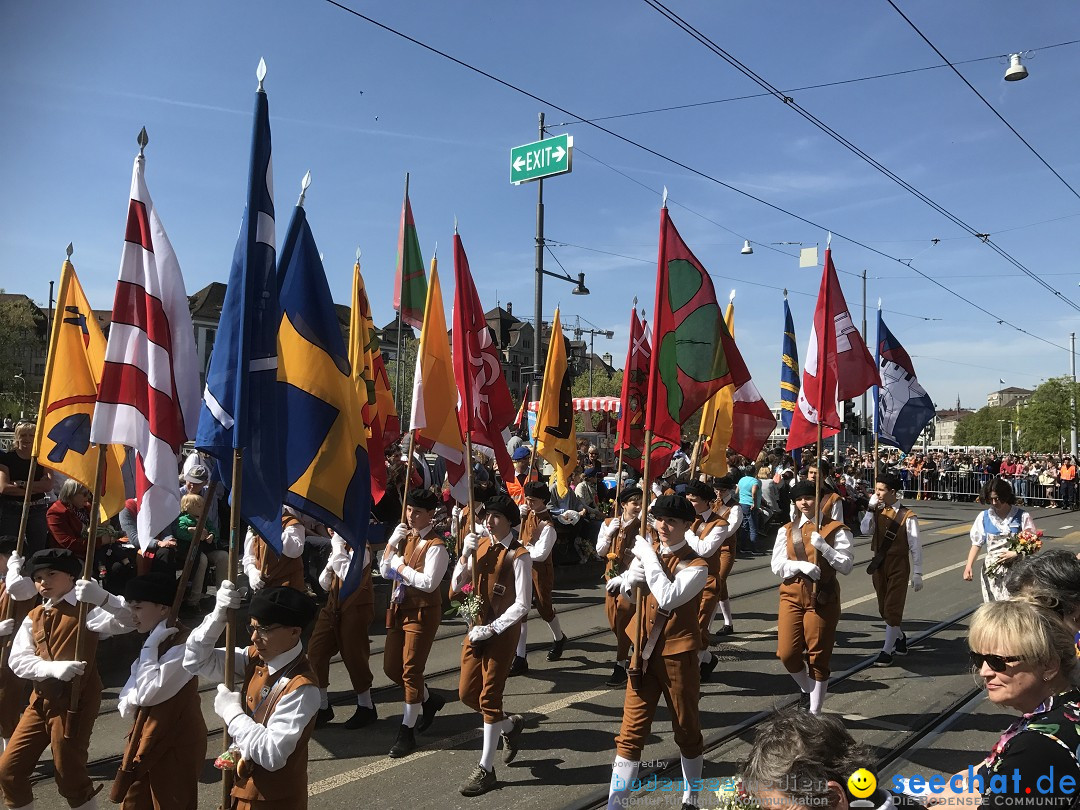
{"left": 243, "top": 522, "right": 305, "bottom": 582}
{"left": 319, "top": 542, "right": 371, "bottom": 591}
{"left": 523, "top": 516, "right": 557, "bottom": 563}
{"left": 771, "top": 514, "right": 855, "bottom": 580}
{"left": 451, "top": 532, "right": 533, "bottom": 635}
{"left": 99, "top": 616, "right": 196, "bottom": 719}
{"left": 969, "top": 506, "right": 1036, "bottom": 547}
{"left": 622, "top": 539, "right": 706, "bottom": 612}
{"left": 859, "top": 500, "right": 923, "bottom": 574}
{"left": 379, "top": 526, "right": 449, "bottom": 593}
{"left": 684, "top": 505, "right": 742, "bottom": 558}
{"left": 183, "top": 618, "right": 319, "bottom": 772}
{"left": 9, "top": 589, "right": 120, "bottom": 680}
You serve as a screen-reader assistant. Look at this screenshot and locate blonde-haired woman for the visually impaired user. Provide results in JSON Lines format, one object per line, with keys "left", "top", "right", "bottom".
{"left": 0, "top": 423, "right": 53, "bottom": 554}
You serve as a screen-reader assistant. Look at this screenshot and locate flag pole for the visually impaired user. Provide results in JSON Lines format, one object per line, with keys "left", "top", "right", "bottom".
{"left": 395, "top": 174, "right": 410, "bottom": 421}
{"left": 687, "top": 435, "right": 703, "bottom": 480}
{"left": 399, "top": 431, "right": 416, "bottom": 525}
{"left": 169, "top": 480, "right": 219, "bottom": 626}
{"left": 221, "top": 448, "right": 243, "bottom": 805}
{"left": 64, "top": 442, "right": 107, "bottom": 739}
{"left": 629, "top": 427, "right": 652, "bottom": 692}
{"left": 613, "top": 447, "right": 625, "bottom": 511}
{"left": 464, "top": 433, "right": 478, "bottom": 592}
{"left": 0, "top": 455, "right": 36, "bottom": 672}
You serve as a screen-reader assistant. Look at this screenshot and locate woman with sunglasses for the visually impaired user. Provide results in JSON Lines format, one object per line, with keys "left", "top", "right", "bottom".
{"left": 962, "top": 478, "right": 1037, "bottom": 602}
{"left": 940, "top": 600, "right": 1080, "bottom": 806}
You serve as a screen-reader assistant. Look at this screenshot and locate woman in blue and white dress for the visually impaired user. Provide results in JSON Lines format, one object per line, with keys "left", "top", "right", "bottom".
{"left": 963, "top": 478, "right": 1037, "bottom": 602}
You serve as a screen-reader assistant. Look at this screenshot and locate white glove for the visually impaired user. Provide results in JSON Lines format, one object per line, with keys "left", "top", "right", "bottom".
{"left": 40, "top": 660, "right": 86, "bottom": 681}
{"left": 247, "top": 569, "right": 263, "bottom": 591}
{"left": 799, "top": 562, "right": 821, "bottom": 581}
{"left": 462, "top": 533, "right": 479, "bottom": 558}
{"left": 809, "top": 532, "right": 827, "bottom": 553}
{"left": 75, "top": 578, "right": 109, "bottom": 607}
{"left": 468, "top": 624, "right": 495, "bottom": 644}
{"left": 145, "top": 623, "right": 178, "bottom": 648}
{"left": 330, "top": 536, "right": 348, "bottom": 557}
{"left": 519, "top": 504, "right": 529, "bottom": 518}
{"left": 389, "top": 554, "right": 405, "bottom": 573}
{"left": 911, "top": 573, "right": 923, "bottom": 592}
{"left": 212, "top": 580, "right": 241, "bottom": 620}
{"left": 388, "top": 523, "right": 408, "bottom": 551}
{"left": 0, "top": 618, "right": 14, "bottom": 638}
{"left": 6, "top": 551, "right": 23, "bottom": 582}
{"left": 867, "top": 494, "right": 879, "bottom": 510}
{"left": 632, "top": 536, "right": 657, "bottom": 563}
{"left": 605, "top": 576, "right": 624, "bottom": 594}
{"left": 214, "top": 683, "right": 245, "bottom": 725}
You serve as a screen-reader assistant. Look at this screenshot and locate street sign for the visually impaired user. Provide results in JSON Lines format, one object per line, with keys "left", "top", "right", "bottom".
{"left": 510, "top": 134, "right": 573, "bottom": 185}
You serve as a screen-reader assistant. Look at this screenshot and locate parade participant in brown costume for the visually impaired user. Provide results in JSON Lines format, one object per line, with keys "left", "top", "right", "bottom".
{"left": 242, "top": 509, "right": 306, "bottom": 593}
{"left": 608, "top": 494, "right": 709, "bottom": 810}
{"left": 595, "top": 487, "right": 643, "bottom": 687}
{"left": 772, "top": 480, "right": 854, "bottom": 715}
{"left": 0, "top": 538, "right": 38, "bottom": 751}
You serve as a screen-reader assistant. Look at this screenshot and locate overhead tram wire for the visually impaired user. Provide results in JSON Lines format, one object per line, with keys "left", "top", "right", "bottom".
{"left": 640, "top": 0, "right": 1080, "bottom": 317}
{"left": 320, "top": 0, "right": 1068, "bottom": 352}
{"left": 886, "top": 0, "right": 1080, "bottom": 204}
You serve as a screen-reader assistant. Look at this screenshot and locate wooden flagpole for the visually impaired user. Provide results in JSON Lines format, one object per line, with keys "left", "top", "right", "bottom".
{"left": 169, "top": 480, "right": 219, "bottom": 626}
{"left": 687, "top": 435, "right": 703, "bottom": 481}
{"left": 0, "top": 455, "right": 38, "bottom": 672}
{"left": 221, "top": 448, "right": 243, "bottom": 806}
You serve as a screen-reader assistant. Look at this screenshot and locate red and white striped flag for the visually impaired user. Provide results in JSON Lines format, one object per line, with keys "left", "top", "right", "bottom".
{"left": 91, "top": 152, "right": 201, "bottom": 549}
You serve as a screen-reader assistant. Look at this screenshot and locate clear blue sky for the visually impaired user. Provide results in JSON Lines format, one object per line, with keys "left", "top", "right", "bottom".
{"left": 3, "top": 1, "right": 1079, "bottom": 414}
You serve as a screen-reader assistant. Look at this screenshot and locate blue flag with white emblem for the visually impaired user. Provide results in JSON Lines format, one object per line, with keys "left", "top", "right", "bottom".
{"left": 875, "top": 309, "right": 935, "bottom": 454}
{"left": 277, "top": 203, "right": 370, "bottom": 599}
{"left": 195, "top": 82, "right": 284, "bottom": 551}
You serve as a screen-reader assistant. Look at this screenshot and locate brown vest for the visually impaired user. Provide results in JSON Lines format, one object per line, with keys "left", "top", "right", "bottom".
{"left": 640, "top": 538, "right": 707, "bottom": 657}
{"left": 691, "top": 511, "right": 728, "bottom": 575}
{"left": 122, "top": 626, "right": 207, "bottom": 770}
{"left": 234, "top": 646, "right": 318, "bottom": 804}
{"left": 784, "top": 519, "right": 846, "bottom": 596}
{"left": 475, "top": 535, "right": 527, "bottom": 625}
{"left": 602, "top": 516, "right": 640, "bottom": 581}
{"left": 254, "top": 515, "right": 305, "bottom": 591}
{"left": 520, "top": 511, "right": 554, "bottom": 580}
{"left": 28, "top": 595, "right": 101, "bottom": 702}
{"left": 400, "top": 530, "right": 445, "bottom": 610}
{"left": 870, "top": 506, "right": 915, "bottom": 559}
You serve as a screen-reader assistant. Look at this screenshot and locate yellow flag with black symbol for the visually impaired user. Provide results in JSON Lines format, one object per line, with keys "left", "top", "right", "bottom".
{"left": 535, "top": 308, "right": 577, "bottom": 497}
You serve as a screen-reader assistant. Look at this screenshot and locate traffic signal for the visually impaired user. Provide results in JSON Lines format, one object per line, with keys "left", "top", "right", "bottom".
{"left": 842, "top": 400, "right": 856, "bottom": 431}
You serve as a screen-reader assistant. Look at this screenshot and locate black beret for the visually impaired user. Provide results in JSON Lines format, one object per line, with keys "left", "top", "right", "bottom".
{"left": 684, "top": 481, "right": 716, "bottom": 501}
{"left": 523, "top": 481, "right": 550, "bottom": 501}
{"left": 878, "top": 473, "right": 902, "bottom": 492}
{"left": 0, "top": 537, "right": 17, "bottom": 556}
{"left": 651, "top": 494, "right": 695, "bottom": 522}
{"left": 479, "top": 493, "right": 521, "bottom": 527}
{"left": 617, "top": 486, "right": 643, "bottom": 505}
{"left": 791, "top": 480, "right": 817, "bottom": 500}
{"left": 124, "top": 573, "right": 178, "bottom": 606}
{"left": 27, "top": 548, "right": 82, "bottom": 578}
{"left": 714, "top": 476, "right": 735, "bottom": 491}
{"left": 249, "top": 586, "right": 318, "bottom": 628}
{"left": 407, "top": 488, "right": 439, "bottom": 511}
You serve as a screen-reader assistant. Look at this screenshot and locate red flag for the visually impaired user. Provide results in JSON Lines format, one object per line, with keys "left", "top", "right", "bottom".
{"left": 646, "top": 206, "right": 750, "bottom": 473}
{"left": 786, "top": 248, "right": 878, "bottom": 451}
{"left": 614, "top": 307, "right": 650, "bottom": 473}
{"left": 451, "top": 232, "right": 516, "bottom": 483}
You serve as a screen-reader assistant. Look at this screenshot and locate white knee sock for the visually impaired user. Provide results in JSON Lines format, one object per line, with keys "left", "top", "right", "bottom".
{"left": 480, "top": 722, "right": 501, "bottom": 770}
{"left": 402, "top": 702, "right": 421, "bottom": 728}
{"left": 698, "top": 649, "right": 713, "bottom": 664}
{"left": 618, "top": 659, "right": 629, "bottom": 670}
{"left": 810, "top": 679, "right": 828, "bottom": 714}
{"left": 681, "top": 755, "right": 704, "bottom": 806}
{"left": 356, "top": 689, "right": 373, "bottom": 709}
{"left": 790, "top": 669, "right": 812, "bottom": 694}
{"left": 548, "top": 614, "right": 563, "bottom": 640}
{"left": 608, "top": 755, "right": 640, "bottom": 809}
{"left": 884, "top": 624, "right": 900, "bottom": 653}
{"left": 319, "top": 688, "right": 329, "bottom": 710}
{"left": 718, "top": 599, "right": 732, "bottom": 625}
{"left": 516, "top": 619, "right": 529, "bottom": 657}
{"left": 423, "top": 685, "right": 430, "bottom": 702}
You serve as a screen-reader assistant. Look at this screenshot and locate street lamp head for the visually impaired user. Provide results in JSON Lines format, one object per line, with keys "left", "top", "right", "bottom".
{"left": 572, "top": 272, "right": 589, "bottom": 296}
{"left": 1004, "top": 53, "right": 1029, "bottom": 82}
{"left": 604, "top": 330, "right": 614, "bottom": 339}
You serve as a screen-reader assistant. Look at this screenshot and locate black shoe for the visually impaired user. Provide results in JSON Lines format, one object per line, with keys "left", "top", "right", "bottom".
{"left": 508, "top": 655, "right": 529, "bottom": 677}
{"left": 417, "top": 691, "right": 446, "bottom": 733}
{"left": 344, "top": 704, "right": 378, "bottom": 729}
{"left": 389, "top": 724, "right": 417, "bottom": 758}
{"left": 894, "top": 633, "right": 908, "bottom": 655}
{"left": 752, "top": 549, "right": 770, "bottom": 557}
{"left": 460, "top": 764, "right": 497, "bottom": 796}
{"left": 683, "top": 803, "right": 701, "bottom": 810}
{"left": 605, "top": 663, "right": 628, "bottom": 687}
{"left": 736, "top": 549, "right": 754, "bottom": 559}
{"left": 546, "top": 633, "right": 567, "bottom": 661}
{"left": 716, "top": 623, "right": 735, "bottom": 637}
{"left": 501, "top": 714, "right": 524, "bottom": 764}
{"left": 875, "top": 651, "right": 894, "bottom": 666}
{"left": 315, "top": 706, "right": 335, "bottom": 728}
{"left": 700, "top": 653, "right": 719, "bottom": 683}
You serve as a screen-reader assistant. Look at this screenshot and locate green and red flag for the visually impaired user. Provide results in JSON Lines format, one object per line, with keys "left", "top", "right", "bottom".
{"left": 645, "top": 204, "right": 752, "bottom": 472}
{"left": 394, "top": 179, "right": 428, "bottom": 330}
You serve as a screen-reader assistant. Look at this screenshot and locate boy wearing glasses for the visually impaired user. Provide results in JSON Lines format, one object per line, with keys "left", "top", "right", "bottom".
{"left": 184, "top": 584, "right": 319, "bottom": 810}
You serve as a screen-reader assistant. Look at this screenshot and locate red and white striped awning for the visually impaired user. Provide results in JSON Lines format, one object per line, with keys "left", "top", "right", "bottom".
{"left": 527, "top": 396, "right": 621, "bottom": 413}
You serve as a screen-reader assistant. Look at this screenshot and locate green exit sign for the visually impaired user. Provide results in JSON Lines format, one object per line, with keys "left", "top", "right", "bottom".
{"left": 510, "top": 134, "right": 573, "bottom": 185}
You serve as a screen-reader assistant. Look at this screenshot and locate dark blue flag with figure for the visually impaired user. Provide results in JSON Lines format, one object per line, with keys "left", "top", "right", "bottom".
{"left": 195, "top": 67, "right": 284, "bottom": 551}
{"left": 874, "top": 309, "right": 935, "bottom": 454}
{"left": 276, "top": 200, "right": 371, "bottom": 599}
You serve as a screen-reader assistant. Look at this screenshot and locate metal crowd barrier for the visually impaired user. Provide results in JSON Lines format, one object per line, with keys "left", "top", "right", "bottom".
{"left": 889, "top": 469, "right": 1074, "bottom": 507}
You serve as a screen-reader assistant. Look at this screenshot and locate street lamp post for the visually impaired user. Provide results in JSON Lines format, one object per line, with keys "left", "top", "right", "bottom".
{"left": 574, "top": 322, "right": 614, "bottom": 397}
{"left": 13, "top": 375, "right": 26, "bottom": 420}
{"left": 998, "top": 420, "right": 1006, "bottom": 454}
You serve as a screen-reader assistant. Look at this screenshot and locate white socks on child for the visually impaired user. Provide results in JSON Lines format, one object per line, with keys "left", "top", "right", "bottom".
{"left": 718, "top": 599, "right": 732, "bottom": 625}
{"left": 810, "top": 679, "right": 828, "bottom": 715}
{"left": 319, "top": 688, "right": 329, "bottom": 710}
{"left": 356, "top": 689, "right": 373, "bottom": 709}
{"left": 402, "top": 702, "right": 420, "bottom": 728}
{"left": 608, "top": 756, "right": 640, "bottom": 809}
{"left": 789, "top": 669, "right": 812, "bottom": 694}
{"left": 682, "top": 755, "right": 703, "bottom": 806}
{"left": 479, "top": 717, "right": 516, "bottom": 771}
{"left": 884, "top": 624, "right": 901, "bottom": 653}
{"left": 548, "top": 615, "right": 563, "bottom": 640}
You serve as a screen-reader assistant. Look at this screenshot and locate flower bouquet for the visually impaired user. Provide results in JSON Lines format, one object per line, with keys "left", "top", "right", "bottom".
{"left": 714, "top": 779, "right": 760, "bottom": 810}
{"left": 986, "top": 528, "right": 1044, "bottom": 577}
{"left": 446, "top": 582, "right": 484, "bottom": 626}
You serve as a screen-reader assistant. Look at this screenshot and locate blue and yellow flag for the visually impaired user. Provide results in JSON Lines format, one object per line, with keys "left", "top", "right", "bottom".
{"left": 277, "top": 202, "right": 370, "bottom": 596}
{"left": 780, "top": 296, "right": 800, "bottom": 430}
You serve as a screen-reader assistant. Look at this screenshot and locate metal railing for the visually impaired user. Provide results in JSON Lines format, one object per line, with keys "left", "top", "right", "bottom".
{"left": 878, "top": 468, "right": 1078, "bottom": 508}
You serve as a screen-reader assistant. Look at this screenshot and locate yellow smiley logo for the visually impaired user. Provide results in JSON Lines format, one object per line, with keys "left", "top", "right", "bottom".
{"left": 847, "top": 768, "right": 876, "bottom": 799}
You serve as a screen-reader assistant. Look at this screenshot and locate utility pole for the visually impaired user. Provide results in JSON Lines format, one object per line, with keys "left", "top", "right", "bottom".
{"left": 1071, "top": 331, "right": 1077, "bottom": 459}
{"left": 860, "top": 268, "right": 868, "bottom": 455}
{"left": 531, "top": 113, "right": 545, "bottom": 409}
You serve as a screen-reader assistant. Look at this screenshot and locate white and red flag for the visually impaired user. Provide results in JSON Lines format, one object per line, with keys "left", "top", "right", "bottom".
{"left": 785, "top": 248, "right": 878, "bottom": 451}
{"left": 91, "top": 152, "right": 201, "bottom": 549}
